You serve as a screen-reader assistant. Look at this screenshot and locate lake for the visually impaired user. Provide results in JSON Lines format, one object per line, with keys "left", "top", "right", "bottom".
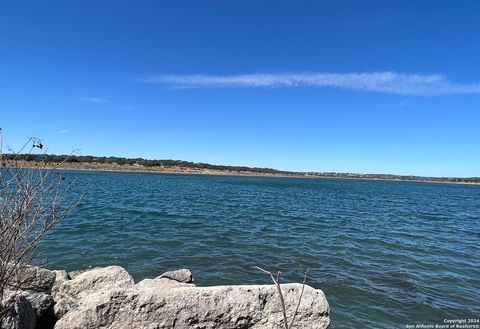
{"left": 36, "top": 170, "right": 480, "bottom": 328}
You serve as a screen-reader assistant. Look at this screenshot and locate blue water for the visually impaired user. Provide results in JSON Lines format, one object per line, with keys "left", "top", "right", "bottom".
{"left": 37, "top": 170, "right": 480, "bottom": 328}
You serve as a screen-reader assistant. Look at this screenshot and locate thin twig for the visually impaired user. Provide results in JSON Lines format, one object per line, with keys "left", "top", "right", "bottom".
{"left": 288, "top": 268, "right": 309, "bottom": 329}
{"left": 252, "top": 266, "right": 289, "bottom": 329}
{"left": 252, "top": 266, "right": 311, "bottom": 329}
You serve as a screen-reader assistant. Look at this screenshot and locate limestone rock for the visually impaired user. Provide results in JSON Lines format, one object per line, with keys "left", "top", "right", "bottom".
{"left": 158, "top": 269, "right": 194, "bottom": 283}
{"left": 8, "top": 265, "right": 56, "bottom": 294}
{"left": 0, "top": 292, "right": 36, "bottom": 329}
{"left": 53, "top": 266, "right": 134, "bottom": 317}
{"left": 51, "top": 269, "right": 71, "bottom": 318}
{"left": 54, "top": 283, "right": 330, "bottom": 329}
{"left": 56, "top": 266, "right": 134, "bottom": 301}
{"left": 53, "top": 298, "right": 76, "bottom": 319}
{"left": 19, "top": 291, "right": 54, "bottom": 320}
{"left": 51, "top": 270, "right": 69, "bottom": 299}
{"left": 135, "top": 277, "right": 195, "bottom": 290}
{"left": 67, "top": 269, "right": 89, "bottom": 280}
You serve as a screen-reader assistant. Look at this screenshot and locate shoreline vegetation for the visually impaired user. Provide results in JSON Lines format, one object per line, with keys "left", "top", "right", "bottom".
{"left": 3, "top": 153, "right": 479, "bottom": 184}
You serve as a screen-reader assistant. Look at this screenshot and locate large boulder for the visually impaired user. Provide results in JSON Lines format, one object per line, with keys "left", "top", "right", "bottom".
{"left": 53, "top": 266, "right": 134, "bottom": 318}
{"left": 0, "top": 292, "right": 36, "bottom": 329}
{"left": 54, "top": 282, "right": 330, "bottom": 329}
{"left": 55, "top": 266, "right": 134, "bottom": 301}
{"left": 8, "top": 265, "right": 56, "bottom": 294}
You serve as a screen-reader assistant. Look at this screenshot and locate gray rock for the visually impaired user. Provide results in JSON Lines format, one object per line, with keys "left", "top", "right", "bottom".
{"left": 56, "top": 266, "right": 134, "bottom": 300}
{"left": 54, "top": 282, "right": 330, "bottom": 329}
{"left": 19, "top": 291, "right": 54, "bottom": 320}
{"left": 50, "top": 269, "right": 71, "bottom": 320}
{"left": 8, "top": 265, "right": 56, "bottom": 294}
{"left": 135, "top": 277, "right": 195, "bottom": 290}
{"left": 51, "top": 270, "right": 69, "bottom": 298}
{"left": 53, "top": 266, "right": 134, "bottom": 317}
{"left": 53, "top": 298, "right": 76, "bottom": 319}
{"left": 67, "top": 269, "right": 89, "bottom": 280}
{"left": 158, "top": 269, "right": 194, "bottom": 283}
{"left": 0, "top": 292, "right": 36, "bottom": 329}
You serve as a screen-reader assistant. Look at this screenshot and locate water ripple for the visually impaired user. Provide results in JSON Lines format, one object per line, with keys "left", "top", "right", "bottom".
{"left": 37, "top": 171, "right": 480, "bottom": 328}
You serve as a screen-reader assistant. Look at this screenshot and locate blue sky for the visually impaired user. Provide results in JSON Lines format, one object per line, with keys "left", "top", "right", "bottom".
{"left": 1, "top": 1, "right": 479, "bottom": 177}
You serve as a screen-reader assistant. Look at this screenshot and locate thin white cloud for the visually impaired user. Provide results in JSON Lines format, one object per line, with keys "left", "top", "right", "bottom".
{"left": 80, "top": 97, "right": 109, "bottom": 104}
{"left": 141, "top": 72, "right": 480, "bottom": 96}
{"left": 56, "top": 128, "right": 70, "bottom": 134}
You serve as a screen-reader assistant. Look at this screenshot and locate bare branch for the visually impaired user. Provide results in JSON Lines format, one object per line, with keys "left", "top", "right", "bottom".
{"left": 252, "top": 266, "right": 311, "bottom": 329}
{"left": 252, "top": 266, "right": 289, "bottom": 329}
{"left": 0, "top": 131, "right": 87, "bottom": 320}
{"left": 288, "top": 268, "right": 309, "bottom": 329}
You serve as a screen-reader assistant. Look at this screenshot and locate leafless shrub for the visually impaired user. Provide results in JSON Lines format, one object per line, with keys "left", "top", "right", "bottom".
{"left": 0, "top": 130, "right": 87, "bottom": 319}
{"left": 253, "top": 266, "right": 309, "bottom": 329}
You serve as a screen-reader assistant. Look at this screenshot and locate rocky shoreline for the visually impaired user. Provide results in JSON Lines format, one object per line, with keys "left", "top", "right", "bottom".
{"left": 2, "top": 265, "right": 330, "bottom": 329}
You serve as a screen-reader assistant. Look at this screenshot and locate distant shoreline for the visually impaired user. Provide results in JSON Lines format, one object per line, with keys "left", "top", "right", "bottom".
{"left": 61, "top": 166, "right": 480, "bottom": 185}
{"left": 4, "top": 158, "right": 479, "bottom": 185}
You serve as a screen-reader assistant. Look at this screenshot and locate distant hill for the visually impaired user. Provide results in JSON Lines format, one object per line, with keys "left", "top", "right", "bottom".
{"left": 2, "top": 153, "right": 479, "bottom": 184}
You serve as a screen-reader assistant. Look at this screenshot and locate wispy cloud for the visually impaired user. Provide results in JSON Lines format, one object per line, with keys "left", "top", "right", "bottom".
{"left": 80, "top": 97, "right": 109, "bottom": 104}
{"left": 141, "top": 72, "right": 480, "bottom": 96}
{"left": 56, "top": 128, "right": 70, "bottom": 134}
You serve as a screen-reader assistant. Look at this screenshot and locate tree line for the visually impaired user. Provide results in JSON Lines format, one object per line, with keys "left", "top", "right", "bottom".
{"left": 2, "top": 153, "right": 292, "bottom": 175}
{"left": 2, "top": 153, "right": 479, "bottom": 183}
